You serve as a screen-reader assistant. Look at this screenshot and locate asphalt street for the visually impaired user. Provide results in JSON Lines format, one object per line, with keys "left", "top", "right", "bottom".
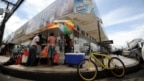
{"left": 0, "top": 73, "right": 33, "bottom": 81}
{"left": 95, "top": 64, "right": 144, "bottom": 81}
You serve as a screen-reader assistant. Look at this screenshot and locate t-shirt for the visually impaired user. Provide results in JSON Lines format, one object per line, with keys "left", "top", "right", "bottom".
{"left": 30, "top": 35, "right": 40, "bottom": 46}
{"left": 13, "top": 47, "right": 20, "bottom": 54}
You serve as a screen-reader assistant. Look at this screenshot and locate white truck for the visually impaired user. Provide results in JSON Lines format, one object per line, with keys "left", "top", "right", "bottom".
{"left": 127, "top": 38, "right": 144, "bottom": 63}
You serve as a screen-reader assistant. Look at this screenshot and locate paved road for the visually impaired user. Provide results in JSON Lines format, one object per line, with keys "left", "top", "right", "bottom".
{"left": 0, "top": 73, "right": 33, "bottom": 81}
{"left": 0, "top": 65, "right": 143, "bottom": 81}
{"left": 96, "top": 65, "right": 144, "bottom": 81}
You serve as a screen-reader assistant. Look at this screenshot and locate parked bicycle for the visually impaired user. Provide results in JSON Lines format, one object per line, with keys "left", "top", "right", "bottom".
{"left": 77, "top": 52, "right": 126, "bottom": 81}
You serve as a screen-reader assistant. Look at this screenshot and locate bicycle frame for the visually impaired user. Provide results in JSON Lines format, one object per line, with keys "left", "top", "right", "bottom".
{"left": 77, "top": 52, "right": 126, "bottom": 81}
{"left": 89, "top": 52, "right": 112, "bottom": 69}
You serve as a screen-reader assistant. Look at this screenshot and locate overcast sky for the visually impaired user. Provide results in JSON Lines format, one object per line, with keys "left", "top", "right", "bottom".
{"left": 1, "top": 0, "right": 144, "bottom": 48}
{"left": 96, "top": 0, "right": 144, "bottom": 48}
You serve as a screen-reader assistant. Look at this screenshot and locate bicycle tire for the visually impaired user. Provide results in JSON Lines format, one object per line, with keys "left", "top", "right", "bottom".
{"left": 77, "top": 59, "right": 98, "bottom": 81}
{"left": 108, "top": 57, "right": 125, "bottom": 78}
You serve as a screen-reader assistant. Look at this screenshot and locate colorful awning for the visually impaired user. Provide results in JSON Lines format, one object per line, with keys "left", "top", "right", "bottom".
{"left": 46, "top": 20, "right": 74, "bottom": 35}
{"left": 47, "top": 23, "right": 59, "bottom": 29}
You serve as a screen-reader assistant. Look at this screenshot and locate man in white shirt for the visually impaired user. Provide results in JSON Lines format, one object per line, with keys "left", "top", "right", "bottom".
{"left": 30, "top": 35, "right": 40, "bottom": 46}
{"left": 26, "top": 34, "right": 42, "bottom": 66}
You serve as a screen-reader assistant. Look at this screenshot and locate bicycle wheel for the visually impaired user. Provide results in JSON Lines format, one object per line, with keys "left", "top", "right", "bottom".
{"left": 77, "top": 59, "right": 98, "bottom": 81}
{"left": 108, "top": 57, "right": 125, "bottom": 78}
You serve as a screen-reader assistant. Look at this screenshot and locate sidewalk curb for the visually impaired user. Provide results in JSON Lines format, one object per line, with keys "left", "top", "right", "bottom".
{"left": 0, "top": 62, "right": 141, "bottom": 81}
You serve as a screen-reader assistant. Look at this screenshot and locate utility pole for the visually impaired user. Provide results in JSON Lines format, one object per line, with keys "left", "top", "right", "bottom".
{"left": 0, "top": 0, "right": 24, "bottom": 45}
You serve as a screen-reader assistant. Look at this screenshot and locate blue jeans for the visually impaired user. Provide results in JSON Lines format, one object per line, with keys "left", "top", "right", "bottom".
{"left": 48, "top": 45, "right": 55, "bottom": 58}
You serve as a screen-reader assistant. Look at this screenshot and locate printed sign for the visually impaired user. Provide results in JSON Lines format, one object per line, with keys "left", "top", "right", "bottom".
{"left": 74, "top": 0, "right": 94, "bottom": 14}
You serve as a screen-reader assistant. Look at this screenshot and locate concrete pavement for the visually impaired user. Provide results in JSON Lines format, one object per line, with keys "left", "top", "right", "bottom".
{"left": 0, "top": 54, "right": 141, "bottom": 81}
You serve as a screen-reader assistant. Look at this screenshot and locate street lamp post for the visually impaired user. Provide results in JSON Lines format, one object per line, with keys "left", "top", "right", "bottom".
{"left": 97, "top": 17, "right": 105, "bottom": 64}
{"left": 97, "top": 17, "right": 103, "bottom": 53}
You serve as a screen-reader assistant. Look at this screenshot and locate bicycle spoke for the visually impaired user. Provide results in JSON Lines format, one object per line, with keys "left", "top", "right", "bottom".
{"left": 108, "top": 57, "right": 125, "bottom": 78}
{"left": 77, "top": 59, "right": 98, "bottom": 81}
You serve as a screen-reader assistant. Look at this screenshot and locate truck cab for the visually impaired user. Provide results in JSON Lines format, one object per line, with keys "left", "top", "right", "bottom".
{"left": 127, "top": 38, "right": 144, "bottom": 63}
{"left": 141, "top": 42, "right": 144, "bottom": 60}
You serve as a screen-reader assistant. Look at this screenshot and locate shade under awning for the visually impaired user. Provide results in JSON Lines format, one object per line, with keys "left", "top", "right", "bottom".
{"left": 61, "top": 13, "right": 108, "bottom": 42}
